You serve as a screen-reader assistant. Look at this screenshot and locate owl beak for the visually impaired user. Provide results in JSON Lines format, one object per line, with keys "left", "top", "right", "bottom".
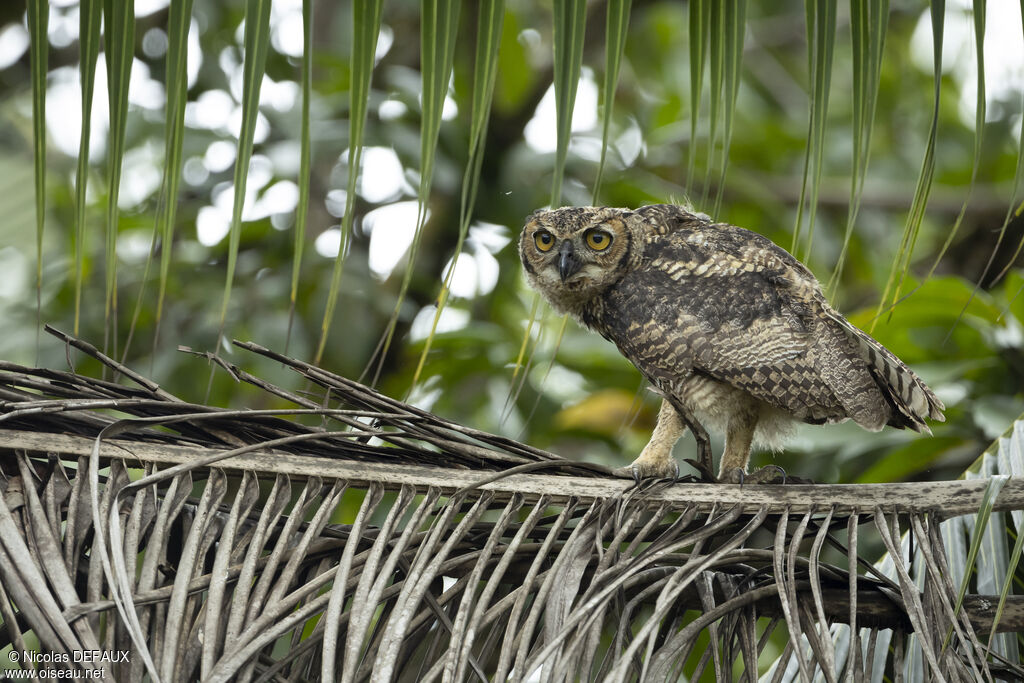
{"left": 557, "top": 241, "right": 582, "bottom": 282}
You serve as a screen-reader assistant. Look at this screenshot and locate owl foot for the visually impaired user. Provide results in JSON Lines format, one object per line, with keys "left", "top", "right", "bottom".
{"left": 718, "top": 465, "right": 787, "bottom": 485}
{"left": 626, "top": 454, "right": 680, "bottom": 483}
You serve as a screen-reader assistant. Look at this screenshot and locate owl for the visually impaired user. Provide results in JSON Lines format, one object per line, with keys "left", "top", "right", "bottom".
{"left": 519, "top": 204, "right": 945, "bottom": 483}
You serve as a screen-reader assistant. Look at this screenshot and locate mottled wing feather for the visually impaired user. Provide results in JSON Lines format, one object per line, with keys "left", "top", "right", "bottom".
{"left": 602, "top": 227, "right": 878, "bottom": 425}
{"left": 823, "top": 308, "right": 946, "bottom": 429}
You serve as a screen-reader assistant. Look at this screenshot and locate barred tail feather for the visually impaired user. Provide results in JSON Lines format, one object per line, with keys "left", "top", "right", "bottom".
{"left": 825, "top": 311, "right": 945, "bottom": 432}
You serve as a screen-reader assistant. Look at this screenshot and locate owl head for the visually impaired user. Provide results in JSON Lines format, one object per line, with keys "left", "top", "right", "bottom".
{"left": 519, "top": 206, "right": 641, "bottom": 314}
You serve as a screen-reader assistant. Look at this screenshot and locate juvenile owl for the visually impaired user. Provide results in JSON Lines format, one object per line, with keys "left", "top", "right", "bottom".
{"left": 519, "top": 204, "right": 945, "bottom": 483}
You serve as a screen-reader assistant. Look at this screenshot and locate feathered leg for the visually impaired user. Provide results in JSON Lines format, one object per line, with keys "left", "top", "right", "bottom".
{"left": 628, "top": 397, "right": 714, "bottom": 481}
{"left": 629, "top": 398, "right": 684, "bottom": 480}
{"left": 718, "top": 406, "right": 757, "bottom": 482}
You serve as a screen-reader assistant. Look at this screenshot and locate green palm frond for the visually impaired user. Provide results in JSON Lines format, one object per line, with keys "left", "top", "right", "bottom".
{"left": 315, "top": 0, "right": 384, "bottom": 364}
{"left": 551, "top": 0, "right": 587, "bottom": 207}
{"left": 217, "top": 0, "right": 271, "bottom": 345}
{"left": 72, "top": 0, "right": 101, "bottom": 336}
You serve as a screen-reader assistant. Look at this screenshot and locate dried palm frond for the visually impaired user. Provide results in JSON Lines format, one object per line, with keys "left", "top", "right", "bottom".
{"left": 0, "top": 329, "right": 1022, "bottom": 682}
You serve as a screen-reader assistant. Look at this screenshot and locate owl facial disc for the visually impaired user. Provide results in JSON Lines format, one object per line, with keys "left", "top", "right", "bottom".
{"left": 557, "top": 241, "right": 582, "bottom": 282}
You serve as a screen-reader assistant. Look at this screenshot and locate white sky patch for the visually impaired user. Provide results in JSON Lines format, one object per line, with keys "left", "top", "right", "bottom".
{"left": 195, "top": 158, "right": 284, "bottom": 246}
{"left": 255, "top": 180, "right": 299, "bottom": 217}
{"left": 271, "top": 0, "right": 305, "bottom": 58}
{"left": 183, "top": 157, "right": 208, "bottom": 186}
{"left": 135, "top": 0, "right": 171, "bottom": 17}
{"left": 379, "top": 98, "right": 408, "bottom": 120}
{"left": 222, "top": 46, "right": 245, "bottom": 102}
{"left": 409, "top": 305, "right": 470, "bottom": 342}
{"left": 119, "top": 142, "right": 163, "bottom": 209}
{"left": 376, "top": 26, "right": 394, "bottom": 64}
{"left": 569, "top": 137, "right": 604, "bottom": 162}
{"left": 417, "top": 80, "right": 459, "bottom": 121}
{"left": 406, "top": 377, "right": 442, "bottom": 413}
{"left": 0, "top": 23, "right": 29, "bottom": 70}
{"left": 443, "top": 247, "right": 500, "bottom": 298}
{"left": 344, "top": 147, "right": 406, "bottom": 204}
{"left": 246, "top": 154, "right": 275, "bottom": 192}
{"left": 468, "top": 221, "right": 512, "bottom": 253}
{"left": 265, "top": 140, "right": 302, "bottom": 176}
{"left": 45, "top": 65, "right": 108, "bottom": 158}
{"left": 325, "top": 189, "right": 348, "bottom": 217}
{"left": 517, "top": 28, "right": 542, "bottom": 52}
{"left": 128, "top": 59, "right": 166, "bottom": 110}
{"left": 441, "top": 222, "right": 510, "bottom": 298}
{"left": 443, "top": 254, "right": 478, "bottom": 298}
{"left": 115, "top": 230, "right": 153, "bottom": 263}
{"left": 142, "top": 27, "right": 169, "bottom": 59}
{"left": 617, "top": 117, "right": 645, "bottom": 167}
{"left": 47, "top": 5, "right": 78, "bottom": 49}
{"left": 442, "top": 94, "right": 458, "bottom": 121}
{"left": 261, "top": 76, "right": 299, "bottom": 112}
{"left": 42, "top": 57, "right": 165, "bottom": 159}
{"left": 205, "top": 140, "right": 237, "bottom": 173}
{"left": 524, "top": 68, "right": 599, "bottom": 154}
{"left": 533, "top": 364, "right": 587, "bottom": 406}
{"left": 227, "top": 106, "right": 271, "bottom": 143}
{"left": 197, "top": 205, "right": 231, "bottom": 246}
{"left": 0, "top": 247, "right": 28, "bottom": 300}
{"left": 187, "top": 20, "right": 202, "bottom": 88}
{"left": 315, "top": 227, "right": 342, "bottom": 258}
{"left": 186, "top": 89, "right": 235, "bottom": 131}
{"left": 911, "top": 1, "right": 1024, "bottom": 126}
{"left": 364, "top": 201, "right": 424, "bottom": 280}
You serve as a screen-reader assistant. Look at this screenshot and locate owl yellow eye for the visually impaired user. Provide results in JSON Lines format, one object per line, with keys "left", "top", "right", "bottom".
{"left": 585, "top": 229, "right": 612, "bottom": 251}
{"left": 534, "top": 230, "right": 555, "bottom": 252}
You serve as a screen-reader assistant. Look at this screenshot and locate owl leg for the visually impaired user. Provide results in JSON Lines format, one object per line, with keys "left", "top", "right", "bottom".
{"left": 718, "top": 406, "right": 758, "bottom": 482}
{"left": 628, "top": 398, "right": 684, "bottom": 481}
{"left": 665, "top": 395, "right": 713, "bottom": 480}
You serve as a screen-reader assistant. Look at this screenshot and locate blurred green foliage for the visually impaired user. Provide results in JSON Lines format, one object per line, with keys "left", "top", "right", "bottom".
{"left": 0, "top": 0, "right": 1021, "bottom": 483}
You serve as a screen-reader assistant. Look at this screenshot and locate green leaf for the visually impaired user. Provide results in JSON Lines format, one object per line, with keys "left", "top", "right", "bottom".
{"left": 792, "top": 0, "right": 836, "bottom": 260}
{"left": 713, "top": 0, "right": 747, "bottom": 217}
{"left": 989, "top": 508, "right": 1024, "bottom": 650}
{"left": 550, "top": 0, "right": 587, "bottom": 206}
{"left": 102, "top": 0, "right": 135, "bottom": 356}
{"left": 946, "top": 474, "right": 1008, "bottom": 651}
{"left": 152, "top": 0, "right": 197, "bottom": 345}
{"left": 705, "top": 0, "right": 746, "bottom": 216}
{"left": 686, "top": 0, "right": 711, "bottom": 194}
{"left": 592, "top": 0, "right": 632, "bottom": 203}
{"left": 412, "top": 0, "right": 506, "bottom": 389}
{"left": 285, "top": 0, "right": 315, "bottom": 354}
{"left": 984, "top": 0, "right": 1024, "bottom": 289}
{"left": 704, "top": 2, "right": 724, "bottom": 208}
{"left": 828, "top": 0, "right": 889, "bottom": 297}
{"left": 957, "top": 415, "right": 1024, "bottom": 660}
{"left": 367, "top": 0, "right": 461, "bottom": 386}
{"left": 217, "top": 0, "right": 272, "bottom": 345}
{"left": 927, "top": 0, "right": 986, "bottom": 282}
{"left": 28, "top": 0, "right": 48, "bottom": 310}
{"left": 873, "top": 0, "right": 944, "bottom": 331}
{"left": 73, "top": 0, "right": 102, "bottom": 336}
{"left": 315, "top": 0, "right": 384, "bottom": 364}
